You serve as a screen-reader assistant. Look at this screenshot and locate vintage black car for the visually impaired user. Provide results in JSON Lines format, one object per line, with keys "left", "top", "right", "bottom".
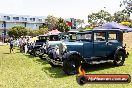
{"left": 27, "top": 35, "right": 48, "bottom": 56}
{"left": 47, "top": 29, "right": 129, "bottom": 75}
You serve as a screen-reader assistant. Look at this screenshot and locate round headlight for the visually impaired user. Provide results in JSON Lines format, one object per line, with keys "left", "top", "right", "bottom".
{"left": 59, "top": 42, "right": 67, "bottom": 52}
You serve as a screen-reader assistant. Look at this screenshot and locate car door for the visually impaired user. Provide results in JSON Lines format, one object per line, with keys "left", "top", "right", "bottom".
{"left": 93, "top": 31, "right": 107, "bottom": 57}
{"left": 106, "top": 31, "right": 122, "bottom": 56}
{"left": 77, "top": 32, "right": 93, "bottom": 58}
{"left": 83, "top": 42, "right": 93, "bottom": 58}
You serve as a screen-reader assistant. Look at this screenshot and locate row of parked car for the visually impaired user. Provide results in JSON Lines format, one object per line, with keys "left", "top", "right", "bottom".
{"left": 27, "top": 29, "right": 129, "bottom": 75}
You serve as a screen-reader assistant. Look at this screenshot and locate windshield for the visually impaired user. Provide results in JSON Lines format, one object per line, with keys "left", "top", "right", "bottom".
{"left": 39, "top": 36, "right": 49, "bottom": 40}
{"left": 58, "top": 32, "right": 77, "bottom": 42}
{"left": 49, "top": 35, "right": 59, "bottom": 41}
{"left": 77, "top": 33, "right": 92, "bottom": 41}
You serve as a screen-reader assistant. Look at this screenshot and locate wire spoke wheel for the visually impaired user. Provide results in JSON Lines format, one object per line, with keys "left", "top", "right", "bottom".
{"left": 63, "top": 54, "right": 81, "bottom": 75}
{"left": 114, "top": 51, "right": 125, "bottom": 66}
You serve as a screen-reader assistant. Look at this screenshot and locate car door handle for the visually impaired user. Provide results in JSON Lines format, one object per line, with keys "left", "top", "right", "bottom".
{"left": 106, "top": 42, "right": 112, "bottom": 46}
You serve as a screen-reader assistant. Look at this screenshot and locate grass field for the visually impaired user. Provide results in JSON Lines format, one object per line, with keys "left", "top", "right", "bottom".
{"left": 0, "top": 45, "right": 132, "bottom": 88}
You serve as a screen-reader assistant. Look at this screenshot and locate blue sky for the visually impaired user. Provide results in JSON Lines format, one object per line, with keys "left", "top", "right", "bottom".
{"left": 0, "top": 0, "right": 126, "bottom": 22}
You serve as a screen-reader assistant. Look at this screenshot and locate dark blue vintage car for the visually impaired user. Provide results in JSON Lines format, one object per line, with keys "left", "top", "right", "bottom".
{"left": 39, "top": 31, "right": 78, "bottom": 59}
{"left": 47, "top": 29, "right": 129, "bottom": 75}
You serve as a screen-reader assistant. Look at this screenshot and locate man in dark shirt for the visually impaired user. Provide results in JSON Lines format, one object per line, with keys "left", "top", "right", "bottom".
{"left": 10, "top": 38, "right": 14, "bottom": 53}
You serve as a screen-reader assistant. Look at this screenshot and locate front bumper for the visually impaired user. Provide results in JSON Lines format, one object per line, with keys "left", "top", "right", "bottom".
{"left": 46, "top": 57, "right": 63, "bottom": 66}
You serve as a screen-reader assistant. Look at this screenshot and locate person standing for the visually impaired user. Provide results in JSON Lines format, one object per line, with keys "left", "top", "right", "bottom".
{"left": 19, "top": 37, "right": 23, "bottom": 52}
{"left": 24, "top": 37, "right": 28, "bottom": 54}
{"left": 9, "top": 38, "right": 14, "bottom": 53}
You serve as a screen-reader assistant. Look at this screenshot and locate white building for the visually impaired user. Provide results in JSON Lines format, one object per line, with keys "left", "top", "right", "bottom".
{"left": 0, "top": 13, "right": 46, "bottom": 36}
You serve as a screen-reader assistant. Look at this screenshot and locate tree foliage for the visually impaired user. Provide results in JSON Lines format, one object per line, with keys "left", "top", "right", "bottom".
{"left": 113, "top": 9, "right": 130, "bottom": 23}
{"left": 45, "top": 15, "right": 58, "bottom": 30}
{"left": 38, "top": 25, "right": 49, "bottom": 35}
{"left": 76, "top": 19, "right": 84, "bottom": 28}
{"left": 120, "top": 0, "right": 132, "bottom": 14}
{"left": 29, "top": 25, "right": 49, "bottom": 36}
{"left": 88, "top": 10, "right": 112, "bottom": 26}
{"left": 56, "top": 18, "right": 70, "bottom": 32}
{"left": 8, "top": 26, "right": 28, "bottom": 38}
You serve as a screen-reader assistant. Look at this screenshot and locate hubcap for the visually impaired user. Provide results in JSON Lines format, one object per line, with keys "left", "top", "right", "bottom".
{"left": 36, "top": 50, "right": 40, "bottom": 55}
{"left": 116, "top": 55, "right": 123, "bottom": 64}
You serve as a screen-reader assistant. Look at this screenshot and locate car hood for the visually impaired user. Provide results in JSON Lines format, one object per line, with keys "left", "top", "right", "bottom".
{"left": 47, "top": 41, "right": 63, "bottom": 47}
{"left": 64, "top": 41, "right": 84, "bottom": 54}
{"left": 64, "top": 41, "right": 84, "bottom": 46}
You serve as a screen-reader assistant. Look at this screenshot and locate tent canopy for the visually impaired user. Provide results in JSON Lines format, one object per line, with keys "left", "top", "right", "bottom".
{"left": 47, "top": 29, "right": 61, "bottom": 35}
{"left": 95, "top": 22, "right": 130, "bottom": 30}
{"left": 126, "top": 28, "right": 132, "bottom": 32}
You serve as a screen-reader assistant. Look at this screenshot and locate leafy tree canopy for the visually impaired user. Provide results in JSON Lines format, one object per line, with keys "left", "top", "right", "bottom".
{"left": 8, "top": 26, "right": 28, "bottom": 38}
{"left": 56, "top": 18, "right": 70, "bottom": 32}
{"left": 88, "top": 10, "right": 112, "bottom": 26}
{"left": 120, "top": 0, "right": 132, "bottom": 14}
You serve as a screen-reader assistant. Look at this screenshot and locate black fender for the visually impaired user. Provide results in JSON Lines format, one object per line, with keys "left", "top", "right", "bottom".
{"left": 62, "top": 51, "right": 84, "bottom": 62}
{"left": 116, "top": 46, "right": 126, "bottom": 54}
{"left": 115, "top": 46, "right": 128, "bottom": 58}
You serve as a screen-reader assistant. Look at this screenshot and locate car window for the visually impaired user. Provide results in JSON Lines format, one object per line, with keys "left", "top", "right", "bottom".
{"left": 49, "top": 35, "right": 59, "bottom": 41}
{"left": 77, "top": 33, "right": 92, "bottom": 41}
{"left": 39, "top": 36, "right": 49, "bottom": 40}
{"left": 108, "top": 31, "right": 117, "bottom": 41}
{"left": 69, "top": 34, "right": 76, "bottom": 40}
{"left": 94, "top": 32, "right": 106, "bottom": 41}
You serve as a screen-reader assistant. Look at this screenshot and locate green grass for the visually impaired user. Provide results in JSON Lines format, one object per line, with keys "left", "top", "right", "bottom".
{"left": 0, "top": 45, "right": 132, "bottom": 88}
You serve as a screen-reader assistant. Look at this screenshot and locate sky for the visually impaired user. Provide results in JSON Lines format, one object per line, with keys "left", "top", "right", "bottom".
{"left": 0, "top": 0, "right": 128, "bottom": 22}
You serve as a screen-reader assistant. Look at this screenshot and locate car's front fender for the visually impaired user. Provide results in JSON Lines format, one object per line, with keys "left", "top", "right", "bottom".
{"left": 62, "top": 51, "right": 83, "bottom": 61}
{"left": 116, "top": 46, "right": 128, "bottom": 58}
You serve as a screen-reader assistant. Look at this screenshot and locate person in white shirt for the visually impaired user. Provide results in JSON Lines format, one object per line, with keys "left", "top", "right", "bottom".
{"left": 19, "top": 37, "right": 24, "bottom": 52}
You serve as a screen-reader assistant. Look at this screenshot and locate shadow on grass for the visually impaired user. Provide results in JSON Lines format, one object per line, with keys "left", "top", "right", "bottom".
{"left": 3, "top": 52, "right": 10, "bottom": 54}
{"left": 15, "top": 51, "right": 21, "bottom": 53}
{"left": 42, "top": 61, "right": 118, "bottom": 78}
{"left": 82, "top": 62, "right": 117, "bottom": 73}
{"left": 35, "top": 59, "right": 49, "bottom": 65}
{"left": 16, "top": 48, "right": 20, "bottom": 50}
{"left": 25, "top": 54, "right": 35, "bottom": 58}
{"left": 42, "top": 66, "right": 67, "bottom": 78}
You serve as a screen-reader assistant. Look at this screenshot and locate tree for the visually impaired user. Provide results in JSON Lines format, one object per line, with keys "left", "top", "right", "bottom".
{"left": 113, "top": 9, "right": 130, "bottom": 23}
{"left": 76, "top": 19, "right": 84, "bottom": 28}
{"left": 38, "top": 25, "right": 48, "bottom": 35}
{"left": 45, "top": 15, "right": 58, "bottom": 30}
{"left": 8, "top": 26, "right": 28, "bottom": 38}
{"left": 88, "top": 10, "right": 112, "bottom": 26}
{"left": 120, "top": 0, "right": 132, "bottom": 14}
{"left": 27, "top": 28, "right": 34, "bottom": 36}
{"left": 56, "top": 18, "right": 70, "bottom": 32}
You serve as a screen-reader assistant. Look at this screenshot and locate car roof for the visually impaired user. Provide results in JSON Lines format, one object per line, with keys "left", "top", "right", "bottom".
{"left": 78, "top": 29, "right": 122, "bottom": 34}
{"left": 92, "top": 28, "right": 121, "bottom": 31}
{"left": 39, "top": 35, "right": 49, "bottom": 37}
{"left": 78, "top": 30, "right": 92, "bottom": 34}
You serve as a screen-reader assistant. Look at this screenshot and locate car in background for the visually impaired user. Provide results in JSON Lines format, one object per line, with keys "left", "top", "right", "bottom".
{"left": 39, "top": 31, "right": 78, "bottom": 59}
{"left": 27, "top": 35, "right": 49, "bottom": 56}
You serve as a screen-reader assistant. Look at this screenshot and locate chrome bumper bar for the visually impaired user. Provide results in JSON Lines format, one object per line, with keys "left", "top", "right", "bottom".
{"left": 46, "top": 57, "right": 63, "bottom": 66}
